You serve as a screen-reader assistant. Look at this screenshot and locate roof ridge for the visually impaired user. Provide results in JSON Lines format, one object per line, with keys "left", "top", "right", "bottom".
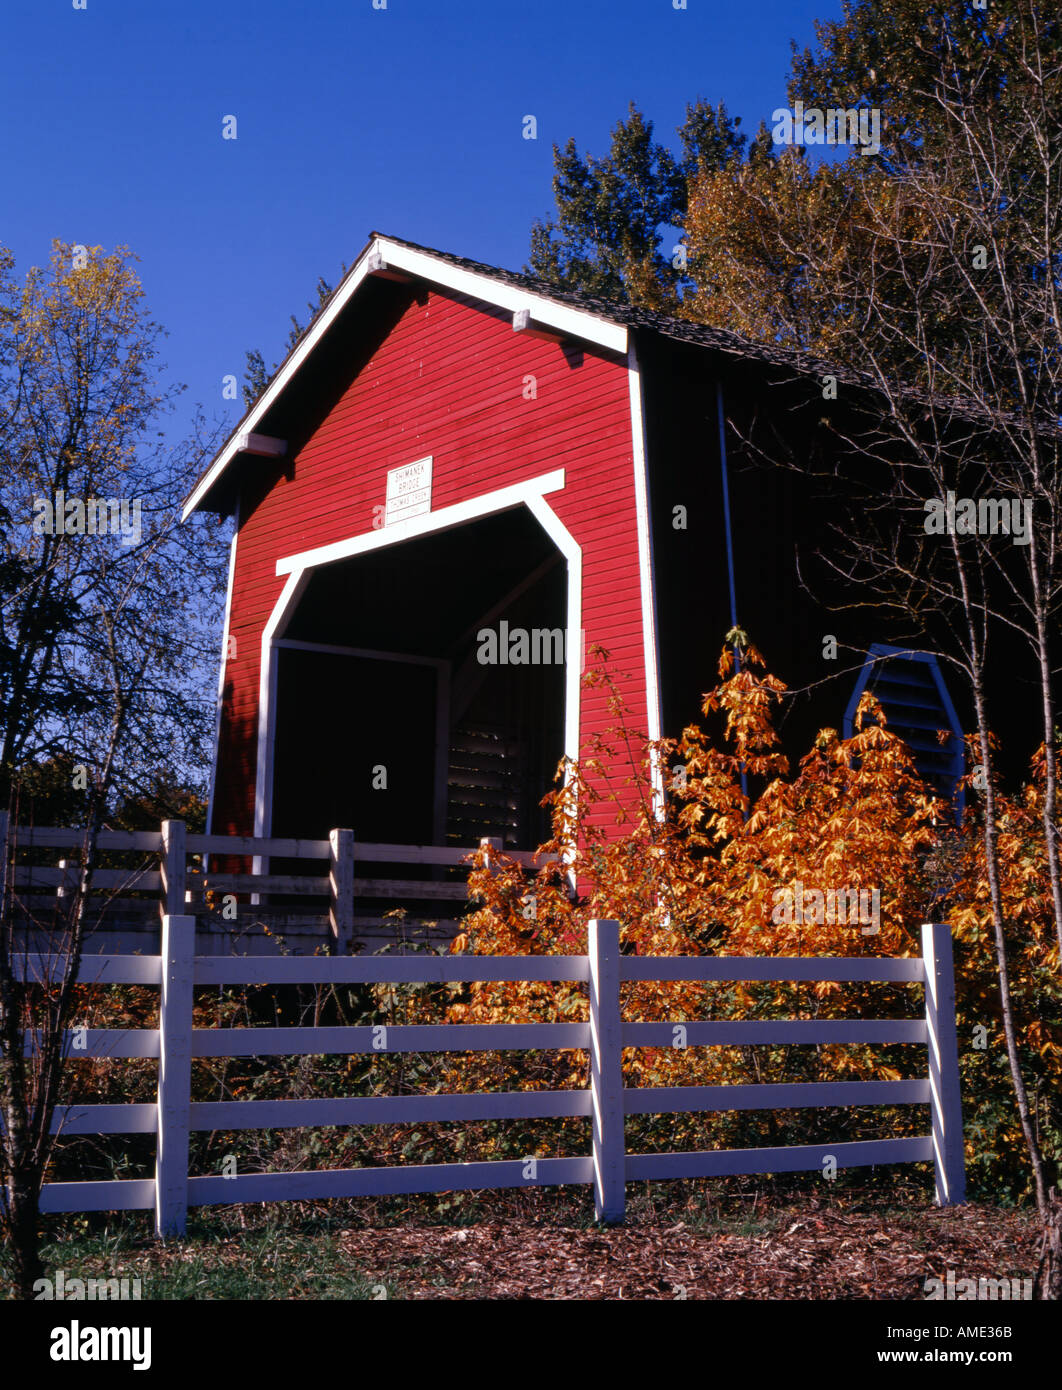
{"left": 369, "top": 229, "right": 874, "bottom": 386}
{"left": 184, "top": 228, "right": 1051, "bottom": 518}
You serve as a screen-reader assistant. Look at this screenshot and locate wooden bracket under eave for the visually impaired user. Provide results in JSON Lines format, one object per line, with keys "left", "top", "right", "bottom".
{"left": 366, "top": 249, "right": 414, "bottom": 283}
{"left": 512, "top": 308, "right": 564, "bottom": 343}
{"left": 236, "top": 432, "right": 287, "bottom": 458}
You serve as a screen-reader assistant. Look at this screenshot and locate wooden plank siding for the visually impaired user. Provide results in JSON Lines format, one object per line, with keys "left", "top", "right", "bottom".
{"left": 212, "top": 281, "right": 649, "bottom": 844}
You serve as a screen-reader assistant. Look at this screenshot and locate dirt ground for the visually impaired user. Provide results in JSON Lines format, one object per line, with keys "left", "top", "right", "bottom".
{"left": 337, "top": 1203, "right": 1040, "bottom": 1299}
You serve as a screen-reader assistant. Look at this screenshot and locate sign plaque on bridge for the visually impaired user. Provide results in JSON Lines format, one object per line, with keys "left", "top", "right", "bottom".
{"left": 384, "top": 455, "right": 432, "bottom": 526}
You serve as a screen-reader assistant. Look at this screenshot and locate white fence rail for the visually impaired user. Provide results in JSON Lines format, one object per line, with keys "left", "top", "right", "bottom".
{"left": 5, "top": 818, "right": 554, "bottom": 952}
{"left": 17, "top": 919, "right": 966, "bottom": 1232}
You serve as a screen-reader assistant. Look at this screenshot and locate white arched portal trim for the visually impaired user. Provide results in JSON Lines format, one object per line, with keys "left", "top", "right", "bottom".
{"left": 523, "top": 493, "right": 582, "bottom": 770}
{"left": 252, "top": 468, "right": 581, "bottom": 849}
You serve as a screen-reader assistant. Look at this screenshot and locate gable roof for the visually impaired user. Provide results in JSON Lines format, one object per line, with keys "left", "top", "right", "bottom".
{"left": 378, "top": 232, "right": 856, "bottom": 379}
{"left": 183, "top": 229, "right": 1028, "bottom": 520}
{"left": 181, "top": 231, "right": 854, "bottom": 520}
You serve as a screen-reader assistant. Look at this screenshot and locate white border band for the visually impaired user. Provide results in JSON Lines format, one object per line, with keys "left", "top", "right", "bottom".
{"left": 253, "top": 472, "right": 581, "bottom": 849}
{"left": 628, "top": 340, "right": 664, "bottom": 809}
{"left": 275, "top": 469, "right": 566, "bottom": 576}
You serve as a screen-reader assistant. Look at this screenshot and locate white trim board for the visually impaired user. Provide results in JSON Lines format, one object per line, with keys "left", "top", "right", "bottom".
{"left": 182, "top": 245, "right": 376, "bottom": 521}
{"left": 254, "top": 570, "right": 309, "bottom": 841}
{"left": 375, "top": 238, "right": 627, "bottom": 355}
{"left": 253, "top": 478, "right": 582, "bottom": 860}
{"left": 627, "top": 341, "right": 664, "bottom": 813}
{"left": 524, "top": 495, "right": 582, "bottom": 770}
{"left": 276, "top": 469, "right": 565, "bottom": 576}
{"left": 206, "top": 499, "right": 240, "bottom": 836}
{"left": 181, "top": 231, "right": 627, "bottom": 521}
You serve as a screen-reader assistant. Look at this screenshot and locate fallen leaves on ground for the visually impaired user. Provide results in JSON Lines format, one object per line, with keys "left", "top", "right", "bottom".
{"left": 336, "top": 1203, "right": 1037, "bottom": 1300}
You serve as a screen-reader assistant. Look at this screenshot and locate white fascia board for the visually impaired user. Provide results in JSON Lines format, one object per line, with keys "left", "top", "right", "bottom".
{"left": 205, "top": 499, "right": 240, "bottom": 835}
{"left": 181, "top": 251, "right": 377, "bottom": 521}
{"left": 375, "top": 239, "right": 627, "bottom": 355}
{"left": 275, "top": 468, "right": 566, "bottom": 576}
{"left": 182, "top": 238, "right": 625, "bottom": 522}
{"left": 254, "top": 569, "right": 310, "bottom": 840}
{"left": 524, "top": 494, "right": 582, "bottom": 769}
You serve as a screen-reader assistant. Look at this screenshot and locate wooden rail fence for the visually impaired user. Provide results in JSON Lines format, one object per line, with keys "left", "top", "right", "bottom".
{"left": 14, "top": 917, "right": 966, "bottom": 1232}
{"left": 5, "top": 818, "right": 550, "bottom": 952}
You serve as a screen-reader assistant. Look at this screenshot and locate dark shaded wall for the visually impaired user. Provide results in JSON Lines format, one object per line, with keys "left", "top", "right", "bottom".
{"left": 639, "top": 330, "right": 1037, "bottom": 790}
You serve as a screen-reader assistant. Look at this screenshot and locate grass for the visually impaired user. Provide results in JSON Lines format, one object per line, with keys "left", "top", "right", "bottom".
{"left": 3, "top": 1216, "right": 398, "bottom": 1301}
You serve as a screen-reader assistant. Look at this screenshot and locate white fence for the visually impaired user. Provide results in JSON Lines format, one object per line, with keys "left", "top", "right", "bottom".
{"left": 6, "top": 818, "right": 551, "bottom": 953}
{"left": 18, "top": 919, "right": 966, "bottom": 1233}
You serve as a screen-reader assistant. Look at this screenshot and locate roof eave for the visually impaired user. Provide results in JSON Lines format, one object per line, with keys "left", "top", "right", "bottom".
{"left": 181, "top": 233, "right": 629, "bottom": 522}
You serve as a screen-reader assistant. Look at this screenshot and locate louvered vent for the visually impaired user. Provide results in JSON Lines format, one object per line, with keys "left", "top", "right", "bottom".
{"left": 447, "top": 726, "right": 526, "bottom": 848}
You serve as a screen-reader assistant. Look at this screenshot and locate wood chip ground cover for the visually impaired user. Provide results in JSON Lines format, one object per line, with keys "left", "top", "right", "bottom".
{"left": 334, "top": 1203, "right": 1037, "bottom": 1299}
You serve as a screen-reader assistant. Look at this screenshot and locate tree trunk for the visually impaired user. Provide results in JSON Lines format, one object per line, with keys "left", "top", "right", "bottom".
{"left": 1034, "top": 1189, "right": 1062, "bottom": 1301}
{"left": 7, "top": 1167, "right": 44, "bottom": 1299}
{"left": 964, "top": 632, "right": 1050, "bottom": 1214}
{"left": 1025, "top": 544, "right": 1062, "bottom": 964}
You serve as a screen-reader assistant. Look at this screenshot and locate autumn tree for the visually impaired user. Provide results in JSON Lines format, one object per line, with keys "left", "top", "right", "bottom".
{"left": 526, "top": 100, "right": 747, "bottom": 306}
{"left": 683, "top": 5, "right": 1062, "bottom": 1234}
{"left": 450, "top": 643, "right": 1059, "bottom": 1246}
{"left": 788, "top": 0, "right": 1061, "bottom": 173}
{"left": 682, "top": 148, "right": 880, "bottom": 355}
{"left": 0, "top": 240, "right": 225, "bottom": 1297}
{"left": 686, "top": 0, "right": 1062, "bottom": 363}
{"left": 0, "top": 241, "right": 228, "bottom": 808}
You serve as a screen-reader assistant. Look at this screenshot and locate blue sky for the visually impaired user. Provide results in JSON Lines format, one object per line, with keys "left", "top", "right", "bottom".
{"left": 4, "top": 0, "right": 842, "bottom": 450}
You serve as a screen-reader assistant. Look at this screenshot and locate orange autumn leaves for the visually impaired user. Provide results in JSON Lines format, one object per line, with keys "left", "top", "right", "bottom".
{"left": 441, "top": 639, "right": 1059, "bottom": 1152}
{"left": 459, "top": 639, "right": 945, "bottom": 965}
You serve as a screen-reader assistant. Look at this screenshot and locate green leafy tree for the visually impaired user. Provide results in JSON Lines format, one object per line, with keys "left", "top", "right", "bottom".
{"left": 526, "top": 100, "right": 746, "bottom": 306}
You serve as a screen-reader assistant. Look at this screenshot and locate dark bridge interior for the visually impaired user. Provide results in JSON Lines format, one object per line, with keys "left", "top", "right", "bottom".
{"left": 271, "top": 504, "right": 567, "bottom": 851}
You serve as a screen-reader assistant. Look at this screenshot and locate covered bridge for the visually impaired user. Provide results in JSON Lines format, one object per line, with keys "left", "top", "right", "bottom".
{"left": 183, "top": 232, "right": 967, "bottom": 867}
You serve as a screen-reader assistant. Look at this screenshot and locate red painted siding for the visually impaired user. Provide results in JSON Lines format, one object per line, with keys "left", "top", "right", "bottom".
{"left": 211, "top": 283, "right": 648, "bottom": 843}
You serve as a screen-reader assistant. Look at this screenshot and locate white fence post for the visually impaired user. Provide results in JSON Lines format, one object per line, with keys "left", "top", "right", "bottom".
{"left": 922, "top": 922, "right": 966, "bottom": 1206}
{"left": 480, "top": 836, "right": 503, "bottom": 869}
{"left": 161, "top": 819, "right": 187, "bottom": 917}
{"left": 588, "top": 918, "right": 625, "bottom": 1223}
{"left": 155, "top": 913, "right": 195, "bottom": 1237}
{"left": 329, "top": 828, "right": 355, "bottom": 955}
